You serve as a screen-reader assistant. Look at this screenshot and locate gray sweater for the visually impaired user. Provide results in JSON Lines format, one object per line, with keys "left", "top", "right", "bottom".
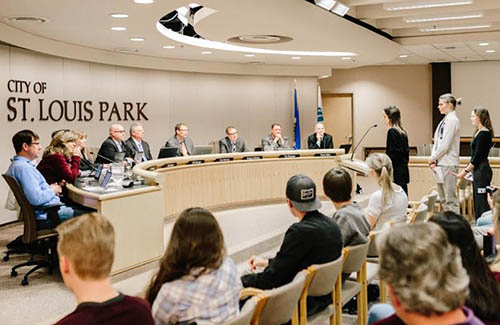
{"left": 332, "top": 203, "right": 370, "bottom": 247}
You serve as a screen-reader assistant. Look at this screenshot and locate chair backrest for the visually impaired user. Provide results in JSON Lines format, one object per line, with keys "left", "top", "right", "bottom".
{"left": 367, "top": 231, "right": 382, "bottom": 257}
{"left": 307, "top": 254, "right": 344, "bottom": 296}
{"left": 407, "top": 197, "right": 428, "bottom": 224}
{"left": 417, "top": 144, "right": 432, "bottom": 156}
{"left": 413, "top": 203, "right": 428, "bottom": 223}
{"left": 342, "top": 242, "right": 370, "bottom": 274}
{"left": 2, "top": 174, "right": 37, "bottom": 243}
{"left": 197, "top": 297, "right": 258, "bottom": 325}
{"left": 426, "top": 191, "right": 438, "bottom": 214}
{"left": 489, "top": 147, "right": 500, "bottom": 157}
{"left": 258, "top": 270, "right": 307, "bottom": 324}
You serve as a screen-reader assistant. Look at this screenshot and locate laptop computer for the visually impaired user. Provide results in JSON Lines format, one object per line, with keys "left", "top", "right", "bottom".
{"left": 192, "top": 145, "right": 213, "bottom": 155}
{"left": 339, "top": 144, "right": 352, "bottom": 154}
{"left": 158, "top": 147, "right": 179, "bottom": 159}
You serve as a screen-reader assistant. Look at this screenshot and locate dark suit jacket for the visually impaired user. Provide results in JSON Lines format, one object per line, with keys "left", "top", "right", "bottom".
{"left": 307, "top": 133, "right": 334, "bottom": 149}
{"left": 386, "top": 128, "right": 409, "bottom": 185}
{"left": 219, "top": 137, "right": 248, "bottom": 153}
{"left": 241, "top": 210, "right": 342, "bottom": 290}
{"left": 124, "top": 137, "right": 153, "bottom": 161}
{"left": 96, "top": 137, "right": 131, "bottom": 163}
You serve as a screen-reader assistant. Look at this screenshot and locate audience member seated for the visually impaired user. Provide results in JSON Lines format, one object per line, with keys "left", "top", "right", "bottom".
{"left": 165, "top": 123, "right": 194, "bottom": 157}
{"left": 124, "top": 122, "right": 152, "bottom": 162}
{"left": 51, "top": 129, "right": 70, "bottom": 138}
{"left": 96, "top": 124, "right": 131, "bottom": 164}
{"left": 261, "top": 123, "right": 292, "bottom": 151}
{"left": 491, "top": 190, "right": 500, "bottom": 282}
{"left": 75, "top": 130, "right": 97, "bottom": 171}
{"left": 241, "top": 174, "right": 342, "bottom": 316}
{"left": 307, "top": 122, "right": 334, "bottom": 149}
{"left": 146, "top": 207, "right": 241, "bottom": 324}
{"left": 219, "top": 126, "right": 248, "bottom": 153}
{"left": 55, "top": 213, "right": 154, "bottom": 325}
{"left": 365, "top": 153, "right": 408, "bottom": 231}
{"left": 6, "top": 130, "right": 82, "bottom": 229}
{"left": 372, "top": 223, "right": 483, "bottom": 325}
{"left": 37, "top": 130, "right": 81, "bottom": 185}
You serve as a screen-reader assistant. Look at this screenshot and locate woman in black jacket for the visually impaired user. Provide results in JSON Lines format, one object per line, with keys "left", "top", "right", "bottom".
{"left": 383, "top": 106, "right": 410, "bottom": 195}
{"left": 457, "top": 106, "right": 494, "bottom": 219}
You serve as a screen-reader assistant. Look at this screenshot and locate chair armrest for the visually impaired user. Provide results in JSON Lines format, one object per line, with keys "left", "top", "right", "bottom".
{"left": 240, "top": 287, "right": 264, "bottom": 299}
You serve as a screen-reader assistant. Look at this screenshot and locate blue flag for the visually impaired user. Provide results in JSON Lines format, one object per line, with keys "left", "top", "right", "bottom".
{"left": 293, "top": 86, "right": 301, "bottom": 149}
{"left": 317, "top": 85, "right": 324, "bottom": 122}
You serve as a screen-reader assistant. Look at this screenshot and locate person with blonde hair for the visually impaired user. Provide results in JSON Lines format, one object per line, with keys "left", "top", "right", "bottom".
{"left": 365, "top": 153, "right": 408, "bottom": 231}
{"left": 75, "top": 130, "right": 96, "bottom": 171}
{"left": 430, "top": 93, "right": 461, "bottom": 214}
{"left": 457, "top": 106, "right": 495, "bottom": 219}
{"left": 55, "top": 213, "right": 154, "bottom": 324}
{"left": 491, "top": 190, "right": 500, "bottom": 282}
{"left": 37, "top": 130, "right": 81, "bottom": 185}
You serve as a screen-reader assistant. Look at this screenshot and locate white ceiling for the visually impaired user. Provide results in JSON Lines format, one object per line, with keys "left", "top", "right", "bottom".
{"left": 0, "top": 0, "right": 499, "bottom": 73}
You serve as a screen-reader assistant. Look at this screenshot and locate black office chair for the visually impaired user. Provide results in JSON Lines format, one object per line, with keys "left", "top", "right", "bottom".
{"left": 2, "top": 175, "right": 59, "bottom": 286}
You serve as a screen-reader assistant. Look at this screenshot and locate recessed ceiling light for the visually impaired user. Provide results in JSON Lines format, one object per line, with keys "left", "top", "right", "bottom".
{"left": 486, "top": 50, "right": 496, "bottom": 53}
{"left": 404, "top": 13, "right": 482, "bottom": 23}
{"left": 130, "top": 37, "right": 144, "bottom": 41}
{"left": 400, "top": 54, "right": 409, "bottom": 58}
{"left": 341, "top": 57, "right": 351, "bottom": 60}
{"left": 201, "top": 51, "right": 212, "bottom": 54}
{"left": 384, "top": 0, "right": 473, "bottom": 11}
{"left": 163, "top": 45, "right": 175, "bottom": 49}
{"left": 479, "top": 42, "right": 489, "bottom": 46}
{"left": 110, "top": 13, "right": 129, "bottom": 18}
{"left": 114, "top": 48, "right": 140, "bottom": 53}
{"left": 244, "top": 54, "right": 255, "bottom": 57}
{"left": 420, "top": 24, "right": 490, "bottom": 32}
{"left": 291, "top": 56, "right": 302, "bottom": 60}
{"left": 134, "top": 0, "right": 154, "bottom": 4}
{"left": 6, "top": 16, "right": 47, "bottom": 23}
{"left": 314, "top": 0, "right": 336, "bottom": 11}
{"left": 111, "top": 27, "right": 127, "bottom": 31}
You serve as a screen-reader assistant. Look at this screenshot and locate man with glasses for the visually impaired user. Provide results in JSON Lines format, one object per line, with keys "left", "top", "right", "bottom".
{"left": 219, "top": 126, "right": 248, "bottom": 153}
{"left": 165, "top": 123, "right": 194, "bottom": 157}
{"left": 96, "top": 124, "right": 132, "bottom": 164}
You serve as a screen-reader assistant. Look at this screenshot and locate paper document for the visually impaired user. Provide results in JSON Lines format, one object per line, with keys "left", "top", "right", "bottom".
{"left": 432, "top": 167, "right": 444, "bottom": 183}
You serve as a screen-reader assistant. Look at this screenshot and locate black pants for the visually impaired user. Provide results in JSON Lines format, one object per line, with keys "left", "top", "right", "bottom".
{"left": 472, "top": 161, "right": 492, "bottom": 220}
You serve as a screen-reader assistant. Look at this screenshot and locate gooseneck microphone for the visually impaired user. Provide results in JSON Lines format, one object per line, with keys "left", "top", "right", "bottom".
{"left": 350, "top": 124, "right": 378, "bottom": 160}
{"left": 96, "top": 153, "right": 117, "bottom": 164}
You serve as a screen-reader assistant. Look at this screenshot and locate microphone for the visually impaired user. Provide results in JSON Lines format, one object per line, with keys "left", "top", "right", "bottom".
{"left": 350, "top": 124, "right": 378, "bottom": 160}
{"left": 96, "top": 153, "right": 117, "bottom": 164}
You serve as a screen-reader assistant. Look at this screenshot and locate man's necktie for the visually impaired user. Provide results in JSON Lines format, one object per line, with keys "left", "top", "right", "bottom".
{"left": 180, "top": 142, "right": 188, "bottom": 156}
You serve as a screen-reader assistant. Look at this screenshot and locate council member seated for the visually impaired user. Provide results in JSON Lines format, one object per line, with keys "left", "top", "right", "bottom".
{"left": 37, "top": 130, "right": 81, "bottom": 185}
{"left": 242, "top": 174, "right": 342, "bottom": 316}
{"left": 219, "top": 126, "right": 248, "bottom": 153}
{"left": 96, "top": 124, "right": 131, "bottom": 164}
{"left": 261, "top": 123, "right": 292, "bottom": 151}
{"left": 165, "top": 123, "right": 194, "bottom": 156}
{"left": 124, "top": 122, "right": 152, "bottom": 162}
{"left": 307, "top": 122, "right": 333, "bottom": 149}
{"left": 55, "top": 213, "right": 154, "bottom": 325}
{"left": 75, "top": 131, "right": 97, "bottom": 171}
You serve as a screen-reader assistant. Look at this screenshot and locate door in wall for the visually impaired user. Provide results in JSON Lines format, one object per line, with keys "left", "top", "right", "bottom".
{"left": 321, "top": 93, "right": 353, "bottom": 151}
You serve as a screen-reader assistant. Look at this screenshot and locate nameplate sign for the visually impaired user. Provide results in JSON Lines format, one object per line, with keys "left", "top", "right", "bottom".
{"left": 187, "top": 160, "right": 205, "bottom": 165}
{"left": 243, "top": 156, "right": 263, "bottom": 160}
{"left": 147, "top": 166, "right": 157, "bottom": 171}
{"left": 314, "top": 153, "right": 335, "bottom": 157}
{"left": 279, "top": 154, "right": 300, "bottom": 158}
{"left": 215, "top": 157, "right": 234, "bottom": 162}
{"left": 160, "top": 162, "right": 177, "bottom": 168}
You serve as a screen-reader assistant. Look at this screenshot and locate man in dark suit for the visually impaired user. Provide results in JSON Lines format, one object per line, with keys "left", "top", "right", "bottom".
{"left": 219, "top": 126, "right": 248, "bottom": 153}
{"left": 307, "top": 122, "right": 334, "bottom": 149}
{"left": 124, "top": 123, "right": 152, "bottom": 162}
{"left": 241, "top": 174, "right": 343, "bottom": 315}
{"left": 165, "top": 123, "right": 194, "bottom": 157}
{"left": 96, "top": 124, "right": 131, "bottom": 164}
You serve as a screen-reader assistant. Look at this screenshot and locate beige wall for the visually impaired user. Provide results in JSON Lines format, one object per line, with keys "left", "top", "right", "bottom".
{"left": 0, "top": 44, "right": 319, "bottom": 224}
{"left": 319, "top": 65, "right": 433, "bottom": 157}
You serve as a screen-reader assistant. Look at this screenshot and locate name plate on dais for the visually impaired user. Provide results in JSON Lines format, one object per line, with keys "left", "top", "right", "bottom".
{"left": 279, "top": 154, "right": 300, "bottom": 158}
{"left": 187, "top": 160, "right": 205, "bottom": 165}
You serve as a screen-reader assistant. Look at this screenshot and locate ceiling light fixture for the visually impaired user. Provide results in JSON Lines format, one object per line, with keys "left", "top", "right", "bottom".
{"left": 130, "top": 37, "right": 145, "bottom": 41}
{"left": 201, "top": 51, "right": 212, "bottom": 54}
{"left": 111, "top": 27, "right": 127, "bottom": 31}
{"left": 399, "top": 54, "right": 409, "bottom": 58}
{"left": 420, "top": 24, "right": 490, "bottom": 32}
{"left": 479, "top": 42, "right": 489, "bottom": 46}
{"left": 314, "top": 0, "right": 336, "bottom": 10}
{"left": 6, "top": 16, "right": 47, "bottom": 23}
{"left": 404, "top": 13, "right": 482, "bottom": 23}
{"left": 134, "top": 0, "right": 155, "bottom": 4}
{"left": 486, "top": 50, "right": 496, "bottom": 53}
{"left": 331, "top": 2, "right": 350, "bottom": 16}
{"left": 244, "top": 54, "right": 255, "bottom": 57}
{"left": 291, "top": 56, "right": 302, "bottom": 60}
{"left": 384, "top": 0, "right": 473, "bottom": 11}
{"left": 163, "top": 45, "right": 176, "bottom": 49}
{"left": 110, "top": 13, "right": 129, "bottom": 18}
{"left": 341, "top": 57, "right": 352, "bottom": 60}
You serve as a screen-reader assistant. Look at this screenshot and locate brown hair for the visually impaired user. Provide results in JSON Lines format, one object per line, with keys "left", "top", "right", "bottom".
{"left": 56, "top": 213, "right": 115, "bottom": 280}
{"left": 44, "top": 130, "right": 79, "bottom": 159}
{"left": 384, "top": 105, "right": 407, "bottom": 135}
{"left": 145, "top": 207, "right": 226, "bottom": 304}
{"left": 323, "top": 167, "right": 352, "bottom": 202}
{"left": 472, "top": 106, "right": 495, "bottom": 137}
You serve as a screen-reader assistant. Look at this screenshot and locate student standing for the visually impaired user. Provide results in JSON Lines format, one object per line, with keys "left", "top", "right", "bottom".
{"left": 457, "top": 106, "right": 494, "bottom": 219}
{"left": 383, "top": 106, "right": 410, "bottom": 195}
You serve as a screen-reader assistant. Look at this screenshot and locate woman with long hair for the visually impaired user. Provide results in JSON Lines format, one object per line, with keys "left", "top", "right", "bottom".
{"left": 429, "top": 93, "right": 461, "bottom": 214}
{"left": 383, "top": 105, "right": 410, "bottom": 195}
{"left": 430, "top": 211, "right": 500, "bottom": 323}
{"left": 491, "top": 190, "right": 500, "bottom": 282}
{"left": 365, "top": 153, "right": 408, "bottom": 231}
{"left": 457, "top": 106, "right": 495, "bottom": 219}
{"left": 75, "top": 130, "right": 97, "bottom": 171}
{"left": 146, "top": 207, "right": 241, "bottom": 324}
{"left": 37, "top": 130, "right": 81, "bottom": 185}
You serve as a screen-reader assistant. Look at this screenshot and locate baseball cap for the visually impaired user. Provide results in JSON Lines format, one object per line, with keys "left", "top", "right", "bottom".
{"left": 286, "top": 174, "right": 321, "bottom": 212}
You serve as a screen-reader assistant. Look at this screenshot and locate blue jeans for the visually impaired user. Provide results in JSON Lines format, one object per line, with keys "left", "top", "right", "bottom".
{"left": 367, "top": 304, "right": 395, "bottom": 325}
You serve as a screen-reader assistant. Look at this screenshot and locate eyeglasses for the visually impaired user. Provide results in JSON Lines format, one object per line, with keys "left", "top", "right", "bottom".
{"left": 114, "top": 130, "right": 125, "bottom": 133}
{"left": 179, "top": 129, "right": 189, "bottom": 132}
{"left": 227, "top": 132, "right": 238, "bottom": 135}
{"left": 30, "top": 142, "right": 40, "bottom": 146}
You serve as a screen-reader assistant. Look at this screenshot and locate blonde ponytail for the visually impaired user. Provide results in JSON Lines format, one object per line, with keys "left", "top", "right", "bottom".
{"left": 367, "top": 153, "right": 395, "bottom": 206}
